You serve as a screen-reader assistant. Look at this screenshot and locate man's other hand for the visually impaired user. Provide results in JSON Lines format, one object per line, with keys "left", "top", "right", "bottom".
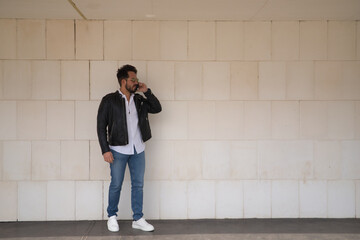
{"left": 103, "top": 151, "right": 114, "bottom": 163}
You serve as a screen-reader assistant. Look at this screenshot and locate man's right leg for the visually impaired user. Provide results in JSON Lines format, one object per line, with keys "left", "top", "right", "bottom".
{"left": 107, "top": 150, "right": 128, "bottom": 218}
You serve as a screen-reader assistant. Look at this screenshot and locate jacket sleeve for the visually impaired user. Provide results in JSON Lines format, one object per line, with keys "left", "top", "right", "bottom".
{"left": 144, "top": 88, "right": 162, "bottom": 114}
{"left": 97, "top": 96, "right": 111, "bottom": 154}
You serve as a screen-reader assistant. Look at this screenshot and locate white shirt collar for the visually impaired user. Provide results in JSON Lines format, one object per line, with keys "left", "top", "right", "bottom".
{"left": 118, "top": 89, "right": 134, "bottom": 100}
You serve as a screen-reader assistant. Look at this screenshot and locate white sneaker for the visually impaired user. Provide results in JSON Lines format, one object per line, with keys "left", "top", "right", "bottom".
{"left": 132, "top": 218, "right": 154, "bottom": 232}
{"left": 107, "top": 215, "right": 119, "bottom": 232}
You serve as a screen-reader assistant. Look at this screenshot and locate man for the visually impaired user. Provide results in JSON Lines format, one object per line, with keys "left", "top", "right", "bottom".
{"left": 97, "top": 64, "right": 161, "bottom": 232}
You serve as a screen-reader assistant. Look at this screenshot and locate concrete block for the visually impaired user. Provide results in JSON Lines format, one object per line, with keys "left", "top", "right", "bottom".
{"left": 216, "top": 181, "right": 243, "bottom": 218}
{"left": 90, "top": 61, "right": 118, "bottom": 100}
{"left": 328, "top": 21, "right": 356, "bottom": 60}
{"left": 272, "top": 180, "right": 299, "bottom": 218}
{"left": 230, "top": 141, "right": 257, "bottom": 179}
{"left": 18, "top": 181, "right": 47, "bottom": 221}
{"left": 271, "top": 101, "right": 299, "bottom": 139}
{"left": 75, "top": 101, "right": 99, "bottom": 140}
{"left": 3, "top": 60, "right": 31, "bottom": 99}
{"left": 188, "top": 181, "right": 215, "bottom": 219}
{"left": 342, "top": 61, "right": 360, "bottom": 100}
{"left": 17, "top": 20, "right": 45, "bottom": 59}
{"left": 61, "top": 60, "right": 89, "bottom": 100}
{"left": 46, "top": 101, "right": 74, "bottom": 140}
{"left": 299, "top": 180, "right": 327, "bottom": 218}
{"left": 244, "top": 101, "right": 271, "bottom": 139}
{"left": 244, "top": 21, "right": 271, "bottom": 60}
{"left": 174, "top": 62, "right": 202, "bottom": 100}
{"left": 188, "top": 101, "right": 215, "bottom": 140}
{"left": 327, "top": 101, "right": 355, "bottom": 139}
{"left": 203, "top": 62, "right": 230, "bottom": 100}
{"left": 188, "top": 21, "right": 215, "bottom": 60}
{"left": 173, "top": 141, "right": 202, "bottom": 180}
{"left": 230, "top": 62, "right": 258, "bottom": 100}
{"left": 259, "top": 62, "right": 286, "bottom": 100}
{"left": 314, "top": 141, "right": 342, "bottom": 179}
{"left": 102, "top": 181, "right": 108, "bottom": 219}
{"left": 356, "top": 101, "right": 360, "bottom": 138}
{"left": 216, "top": 22, "right": 244, "bottom": 60}
{"left": 0, "top": 60, "right": 2, "bottom": 99}
{"left": 32, "top": 141, "right": 61, "bottom": 180}
{"left": 17, "top": 101, "right": 46, "bottom": 140}
{"left": 160, "top": 181, "right": 187, "bottom": 219}
{"left": 160, "top": 21, "right": 187, "bottom": 60}
{"left": 145, "top": 140, "right": 174, "bottom": 180}
{"left": 315, "top": 61, "right": 343, "bottom": 100}
{"left": 243, "top": 180, "right": 271, "bottom": 218}
{"left": 90, "top": 140, "right": 110, "bottom": 180}
{"left": 76, "top": 20, "right": 103, "bottom": 60}
{"left": 0, "top": 19, "right": 16, "bottom": 59}
{"left": 104, "top": 21, "right": 131, "bottom": 60}
{"left": 31, "top": 61, "right": 61, "bottom": 100}
{"left": 300, "top": 21, "right": 327, "bottom": 60}
{"left": 0, "top": 142, "right": 2, "bottom": 180}
{"left": 358, "top": 22, "right": 360, "bottom": 60}
{"left": 258, "top": 140, "right": 313, "bottom": 179}
{"left": 147, "top": 61, "right": 174, "bottom": 100}
{"left": 143, "top": 181, "right": 160, "bottom": 219}
{"left": 215, "top": 101, "right": 244, "bottom": 140}
{"left": 0, "top": 182, "right": 17, "bottom": 221}
{"left": 272, "top": 21, "right": 299, "bottom": 60}
{"left": 328, "top": 180, "right": 356, "bottom": 218}
{"left": 76, "top": 181, "right": 103, "bottom": 220}
{"left": 47, "top": 181, "right": 75, "bottom": 220}
{"left": 132, "top": 21, "right": 160, "bottom": 60}
{"left": 46, "top": 20, "right": 74, "bottom": 59}
{"left": 60, "top": 141, "right": 89, "bottom": 180}
{"left": 286, "top": 61, "right": 314, "bottom": 100}
{"left": 103, "top": 181, "right": 109, "bottom": 219}
{"left": 102, "top": 181, "right": 107, "bottom": 219}
{"left": 150, "top": 101, "right": 187, "bottom": 140}
{"left": 357, "top": 180, "right": 360, "bottom": 218}
{"left": 0, "top": 101, "right": 16, "bottom": 140}
{"left": 202, "top": 141, "right": 231, "bottom": 179}
{"left": 300, "top": 101, "right": 327, "bottom": 139}
{"left": 342, "top": 141, "right": 360, "bottom": 180}
{"left": 3, "top": 141, "right": 31, "bottom": 180}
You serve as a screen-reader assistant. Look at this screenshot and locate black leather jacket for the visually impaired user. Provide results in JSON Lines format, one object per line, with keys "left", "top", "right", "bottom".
{"left": 97, "top": 88, "right": 161, "bottom": 154}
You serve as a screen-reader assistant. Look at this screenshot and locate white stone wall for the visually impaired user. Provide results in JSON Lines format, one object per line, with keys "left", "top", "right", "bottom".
{"left": 0, "top": 19, "right": 360, "bottom": 221}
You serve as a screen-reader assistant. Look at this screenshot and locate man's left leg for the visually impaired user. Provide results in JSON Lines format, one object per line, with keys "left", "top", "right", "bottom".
{"left": 128, "top": 149, "right": 154, "bottom": 232}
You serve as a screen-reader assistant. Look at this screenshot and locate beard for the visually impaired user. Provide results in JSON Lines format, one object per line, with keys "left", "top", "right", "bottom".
{"left": 126, "top": 82, "right": 139, "bottom": 94}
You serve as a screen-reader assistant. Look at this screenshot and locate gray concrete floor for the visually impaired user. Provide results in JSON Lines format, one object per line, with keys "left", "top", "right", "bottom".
{"left": 0, "top": 219, "right": 360, "bottom": 240}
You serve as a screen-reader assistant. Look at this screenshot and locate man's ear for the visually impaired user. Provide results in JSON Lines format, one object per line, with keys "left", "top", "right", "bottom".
{"left": 121, "top": 78, "right": 126, "bottom": 86}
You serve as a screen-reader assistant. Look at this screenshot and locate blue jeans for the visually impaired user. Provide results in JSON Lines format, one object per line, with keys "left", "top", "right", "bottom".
{"left": 107, "top": 148, "right": 145, "bottom": 221}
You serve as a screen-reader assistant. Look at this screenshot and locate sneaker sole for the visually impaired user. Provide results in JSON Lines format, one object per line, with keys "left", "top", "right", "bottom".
{"left": 108, "top": 227, "right": 119, "bottom": 232}
{"left": 132, "top": 224, "right": 154, "bottom": 232}
{"left": 107, "top": 224, "right": 119, "bottom": 232}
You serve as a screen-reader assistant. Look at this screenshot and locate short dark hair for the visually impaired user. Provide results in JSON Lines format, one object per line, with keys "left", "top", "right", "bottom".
{"left": 117, "top": 64, "right": 137, "bottom": 86}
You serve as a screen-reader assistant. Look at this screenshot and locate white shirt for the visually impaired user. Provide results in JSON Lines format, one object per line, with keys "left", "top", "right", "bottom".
{"left": 109, "top": 90, "right": 145, "bottom": 155}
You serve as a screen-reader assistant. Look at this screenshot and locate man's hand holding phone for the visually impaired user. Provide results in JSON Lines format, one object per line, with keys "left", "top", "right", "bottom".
{"left": 137, "top": 82, "right": 148, "bottom": 93}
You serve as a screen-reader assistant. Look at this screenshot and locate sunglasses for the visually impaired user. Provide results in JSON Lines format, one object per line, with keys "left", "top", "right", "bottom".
{"left": 128, "top": 78, "right": 139, "bottom": 83}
